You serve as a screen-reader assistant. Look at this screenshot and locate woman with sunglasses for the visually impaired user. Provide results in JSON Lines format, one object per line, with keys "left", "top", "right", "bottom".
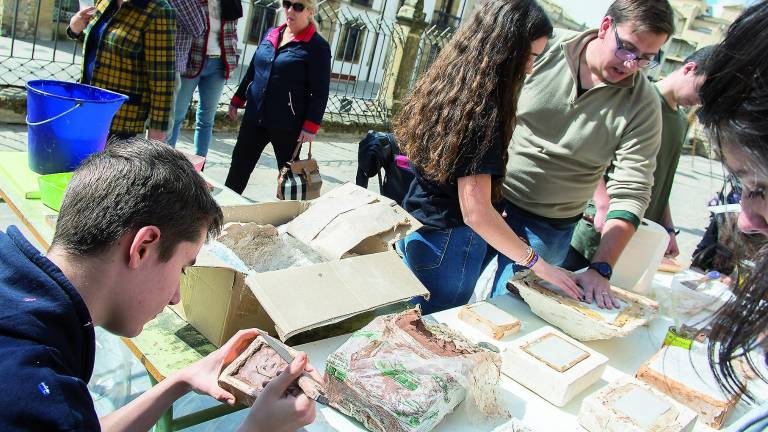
{"left": 394, "top": 0, "right": 581, "bottom": 314}
{"left": 697, "top": 3, "right": 768, "bottom": 431}
{"left": 225, "top": 0, "right": 331, "bottom": 194}
{"left": 167, "top": 0, "right": 243, "bottom": 158}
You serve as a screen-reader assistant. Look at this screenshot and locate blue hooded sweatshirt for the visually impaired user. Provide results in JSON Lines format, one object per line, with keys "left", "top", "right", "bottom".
{"left": 0, "top": 226, "right": 99, "bottom": 431}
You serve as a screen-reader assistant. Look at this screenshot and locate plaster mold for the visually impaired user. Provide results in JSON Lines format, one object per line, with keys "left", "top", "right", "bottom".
{"left": 501, "top": 326, "right": 607, "bottom": 407}
{"left": 636, "top": 345, "right": 742, "bottom": 429}
{"left": 511, "top": 275, "right": 659, "bottom": 341}
{"left": 578, "top": 377, "right": 697, "bottom": 432}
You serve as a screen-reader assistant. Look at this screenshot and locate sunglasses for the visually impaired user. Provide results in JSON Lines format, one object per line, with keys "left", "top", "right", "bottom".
{"left": 611, "top": 20, "right": 659, "bottom": 69}
{"left": 282, "top": 0, "right": 306, "bottom": 12}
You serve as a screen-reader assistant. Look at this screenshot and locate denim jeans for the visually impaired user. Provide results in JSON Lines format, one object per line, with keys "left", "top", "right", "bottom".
{"left": 400, "top": 225, "right": 488, "bottom": 315}
{"left": 167, "top": 57, "right": 227, "bottom": 157}
{"left": 490, "top": 202, "right": 577, "bottom": 298}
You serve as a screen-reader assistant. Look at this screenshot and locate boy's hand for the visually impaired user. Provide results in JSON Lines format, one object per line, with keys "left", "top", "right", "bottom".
{"left": 177, "top": 329, "right": 261, "bottom": 405}
{"left": 237, "top": 353, "right": 318, "bottom": 432}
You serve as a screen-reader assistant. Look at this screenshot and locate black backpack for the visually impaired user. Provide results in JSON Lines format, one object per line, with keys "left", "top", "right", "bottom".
{"left": 355, "top": 131, "right": 415, "bottom": 205}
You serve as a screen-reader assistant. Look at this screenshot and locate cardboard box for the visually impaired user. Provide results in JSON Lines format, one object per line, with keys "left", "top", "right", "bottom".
{"left": 636, "top": 344, "right": 742, "bottom": 429}
{"left": 502, "top": 326, "right": 608, "bottom": 407}
{"left": 578, "top": 377, "right": 698, "bottom": 432}
{"left": 178, "top": 184, "right": 429, "bottom": 346}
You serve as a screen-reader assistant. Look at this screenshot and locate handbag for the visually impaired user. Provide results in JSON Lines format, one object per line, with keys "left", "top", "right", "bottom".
{"left": 277, "top": 141, "right": 322, "bottom": 200}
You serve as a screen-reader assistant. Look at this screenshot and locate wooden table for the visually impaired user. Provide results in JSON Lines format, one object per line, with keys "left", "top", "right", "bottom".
{"left": 0, "top": 151, "right": 251, "bottom": 431}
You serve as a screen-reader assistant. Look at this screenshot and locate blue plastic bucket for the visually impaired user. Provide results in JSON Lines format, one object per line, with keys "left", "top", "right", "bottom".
{"left": 25, "top": 80, "right": 128, "bottom": 174}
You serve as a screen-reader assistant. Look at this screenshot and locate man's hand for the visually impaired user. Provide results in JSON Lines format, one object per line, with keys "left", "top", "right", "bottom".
{"left": 297, "top": 130, "right": 316, "bottom": 143}
{"left": 573, "top": 269, "right": 620, "bottom": 309}
{"left": 176, "top": 329, "right": 260, "bottom": 405}
{"left": 69, "top": 6, "right": 95, "bottom": 35}
{"left": 665, "top": 232, "right": 680, "bottom": 258}
{"left": 228, "top": 105, "right": 239, "bottom": 121}
{"left": 147, "top": 129, "right": 167, "bottom": 142}
{"left": 237, "top": 353, "right": 318, "bottom": 432}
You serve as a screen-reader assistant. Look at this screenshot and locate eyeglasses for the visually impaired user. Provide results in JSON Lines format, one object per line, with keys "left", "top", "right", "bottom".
{"left": 612, "top": 20, "right": 659, "bottom": 69}
{"left": 282, "top": 0, "right": 306, "bottom": 12}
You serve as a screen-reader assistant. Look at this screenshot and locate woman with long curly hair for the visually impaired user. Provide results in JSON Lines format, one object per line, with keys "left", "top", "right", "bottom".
{"left": 394, "top": 0, "right": 581, "bottom": 314}
{"left": 697, "top": 2, "right": 768, "bottom": 430}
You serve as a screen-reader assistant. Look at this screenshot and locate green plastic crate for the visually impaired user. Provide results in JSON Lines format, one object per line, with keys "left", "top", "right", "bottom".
{"left": 38, "top": 172, "right": 73, "bottom": 212}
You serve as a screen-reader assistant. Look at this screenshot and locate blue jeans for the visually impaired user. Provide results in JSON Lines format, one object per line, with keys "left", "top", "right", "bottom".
{"left": 167, "top": 58, "right": 227, "bottom": 157}
{"left": 400, "top": 225, "right": 488, "bottom": 315}
{"left": 490, "top": 202, "right": 577, "bottom": 298}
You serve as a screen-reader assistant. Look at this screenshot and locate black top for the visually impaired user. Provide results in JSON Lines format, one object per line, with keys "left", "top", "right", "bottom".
{"left": 0, "top": 226, "right": 99, "bottom": 431}
{"left": 402, "top": 134, "right": 506, "bottom": 229}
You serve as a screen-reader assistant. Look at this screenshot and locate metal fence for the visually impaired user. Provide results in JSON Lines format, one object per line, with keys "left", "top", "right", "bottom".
{"left": 0, "top": 0, "right": 453, "bottom": 124}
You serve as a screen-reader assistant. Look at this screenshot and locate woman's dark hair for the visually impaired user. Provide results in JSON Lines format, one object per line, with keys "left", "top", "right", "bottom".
{"left": 697, "top": 1, "right": 768, "bottom": 401}
{"left": 394, "top": 0, "right": 553, "bottom": 199}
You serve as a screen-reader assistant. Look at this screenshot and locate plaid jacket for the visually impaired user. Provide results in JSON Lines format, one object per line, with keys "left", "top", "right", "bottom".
{"left": 82, "top": 0, "right": 176, "bottom": 133}
{"left": 183, "top": 0, "right": 239, "bottom": 79}
{"left": 170, "top": 0, "right": 206, "bottom": 73}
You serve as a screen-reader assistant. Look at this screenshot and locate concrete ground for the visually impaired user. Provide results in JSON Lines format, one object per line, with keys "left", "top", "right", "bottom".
{"left": 0, "top": 123, "right": 729, "bottom": 429}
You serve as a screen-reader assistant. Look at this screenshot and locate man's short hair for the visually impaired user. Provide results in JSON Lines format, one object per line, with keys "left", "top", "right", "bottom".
{"left": 607, "top": 0, "right": 675, "bottom": 37}
{"left": 52, "top": 137, "right": 223, "bottom": 261}
{"left": 683, "top": 45, "right": 715, "bottom": 75}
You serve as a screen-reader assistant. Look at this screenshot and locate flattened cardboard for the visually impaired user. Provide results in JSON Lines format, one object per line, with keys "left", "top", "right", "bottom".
{"left": 285, "top": 182, "right": 377, "bottom": 244}
{"left": 179, "top": 185, "right": 428, "bottom": 346}
{"left": 247, "top": 252, "right": 430, "bottom": 340}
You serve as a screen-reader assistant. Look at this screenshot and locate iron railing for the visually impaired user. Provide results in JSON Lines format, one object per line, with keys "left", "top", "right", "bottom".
{"left": 0, "top": 0, "right": 455, "bottom": 124}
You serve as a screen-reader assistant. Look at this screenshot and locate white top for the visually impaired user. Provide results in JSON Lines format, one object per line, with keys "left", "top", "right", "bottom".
{"left": 206, "top": 0, "right": 222, "bottom": 56}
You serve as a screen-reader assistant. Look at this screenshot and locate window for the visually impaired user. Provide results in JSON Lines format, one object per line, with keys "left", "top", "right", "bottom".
{"left": 350, "top": 0, "right": 374, "bottom": 8}
{"left": 249, "top": 4, "right": 278, "bottom": 44}
{"left": 336, "top": 23, "right": 366, "bottom": 63}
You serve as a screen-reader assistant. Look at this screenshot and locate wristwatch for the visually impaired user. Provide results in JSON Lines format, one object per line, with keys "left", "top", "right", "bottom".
{"left": 588, "top": 262, "right": 613, "bottom": 280}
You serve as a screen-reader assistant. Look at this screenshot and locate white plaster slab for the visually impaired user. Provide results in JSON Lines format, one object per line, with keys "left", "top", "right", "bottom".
{"left": 646, "top": 346, "right": 728, "bottom": 401}
{"left": 522, "top": 333, "right": 589, "bottom": 373}
{"left": 578, "top": 377, "right": 698, "bottom": 432}
{"left": 472, "top": 301, "right": 517, "bottom": 326}
{"left": 613, "top": 387, "right": 671, "bottom": 429}
{"left": 502, "top": 326, "right": 608, "bottom": 407}
{"left": 636, "top": 344, "right": 741, "bottom": 428}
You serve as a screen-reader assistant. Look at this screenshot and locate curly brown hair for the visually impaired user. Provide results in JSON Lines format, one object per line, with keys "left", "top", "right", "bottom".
{"left": 393, "top": 0, "right": 552, "bottom": 198}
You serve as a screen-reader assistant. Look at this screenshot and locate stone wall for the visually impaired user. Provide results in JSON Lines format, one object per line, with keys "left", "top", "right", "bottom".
{"left": 1, "top": 0, "right": 55, "bottom": 40}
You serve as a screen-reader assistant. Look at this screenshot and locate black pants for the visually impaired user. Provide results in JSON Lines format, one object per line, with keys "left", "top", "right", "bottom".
{"left": 225, "top": 123, "right": 300, "bottom": 194}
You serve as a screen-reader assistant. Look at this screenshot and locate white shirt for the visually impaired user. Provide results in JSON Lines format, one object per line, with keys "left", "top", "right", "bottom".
{"left": 206, "top": 0, "right": 222, "bottom": 55}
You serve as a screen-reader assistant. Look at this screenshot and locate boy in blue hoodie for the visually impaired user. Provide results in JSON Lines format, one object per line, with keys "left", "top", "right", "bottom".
{"left": 0, "top": 137, "right": 318, "bottom": 431}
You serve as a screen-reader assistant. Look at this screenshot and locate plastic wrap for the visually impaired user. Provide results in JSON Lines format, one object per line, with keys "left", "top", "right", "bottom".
{"left": 325, "top": 308, "right": 504, "bottom": 432}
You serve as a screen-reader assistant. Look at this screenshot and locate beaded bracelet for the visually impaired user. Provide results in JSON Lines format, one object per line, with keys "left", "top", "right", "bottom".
{"left": 525, "top": 251, "right": 539, "bottom": 269}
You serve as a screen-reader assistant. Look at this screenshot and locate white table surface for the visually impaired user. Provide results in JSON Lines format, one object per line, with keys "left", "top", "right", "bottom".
{"left": 297, "top": 285, "right": 766, "bottom": 432}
